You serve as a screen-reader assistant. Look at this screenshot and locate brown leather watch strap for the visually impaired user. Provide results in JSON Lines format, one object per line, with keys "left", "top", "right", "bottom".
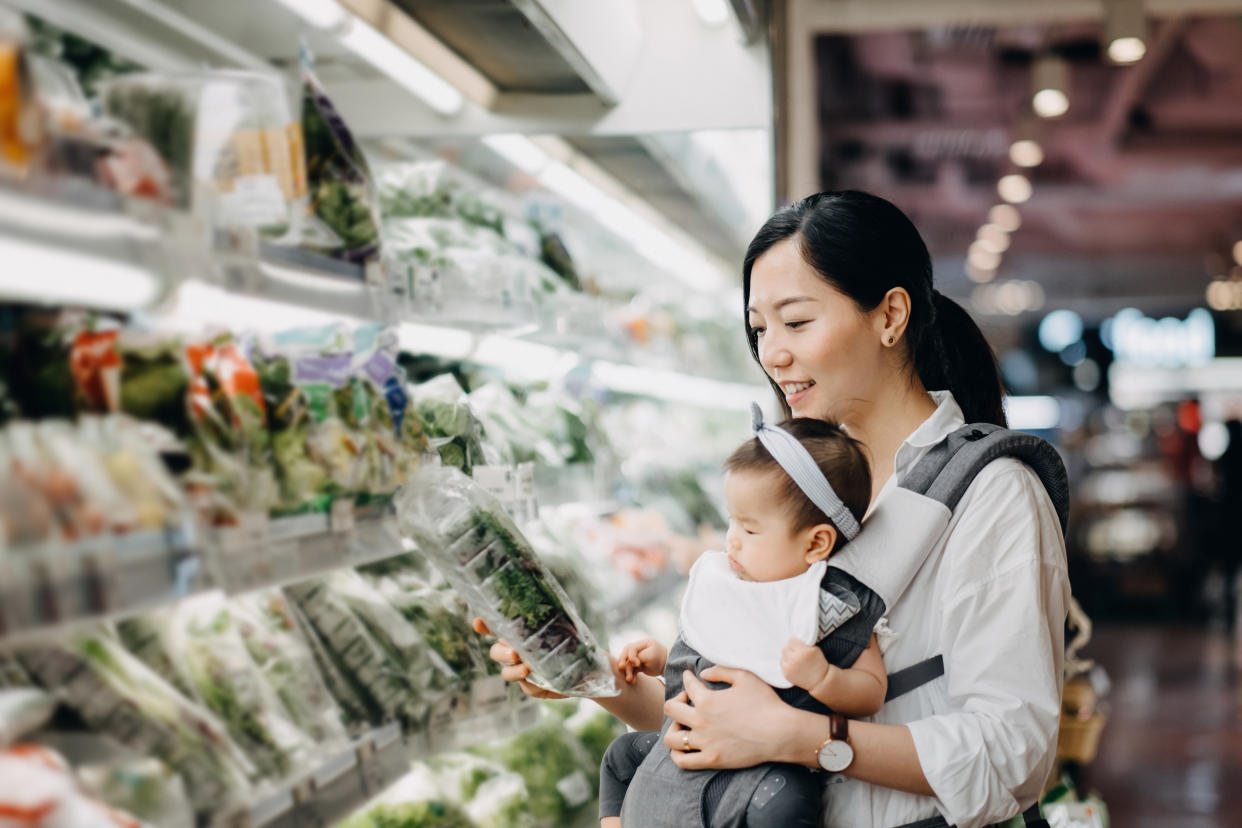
{"left": 829, "top": 713, "right": 849, "bottom": 742}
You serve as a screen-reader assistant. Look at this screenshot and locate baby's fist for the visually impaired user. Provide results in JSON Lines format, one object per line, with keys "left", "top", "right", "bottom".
{"left": 781, "top": 638, "right": 829, "bottom": 690}
{"left": 617, "top": 638, "right": 668, "bottom": 683}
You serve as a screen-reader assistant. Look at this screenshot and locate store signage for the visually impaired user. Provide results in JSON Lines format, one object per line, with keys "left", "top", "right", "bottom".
{"left": 1102, "top": 308, "right": 1214, "bottom": 367}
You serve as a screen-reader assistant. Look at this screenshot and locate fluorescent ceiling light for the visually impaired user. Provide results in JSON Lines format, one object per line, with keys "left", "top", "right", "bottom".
{"left": 1005, "top": 396, "right": 1061, "bottom": 431}
{"left": 0, "top": 236, "right": 158, "bottom": 310}
{"left": 1008, "top": 139, "right": 1044, "bottom": 168}
{"left": 270, "top": 0, "right": 347, "bottom": 30}
{"left": 997, "top": 174, "right": 1033, "bottom": 204}
{"left": 536, "top": 161, "right": 723, "bottom": 292}
{"left": 339, "top": 17, "right": 464, "bottom": 116}
{"left": 482, "top": 134, "right": 549, "bottom": 175}
{"left": 692, "top": 0, "right": 732, "bottom": 27}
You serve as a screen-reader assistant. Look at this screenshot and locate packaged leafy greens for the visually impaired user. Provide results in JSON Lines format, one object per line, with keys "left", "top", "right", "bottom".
{"left": 411, "top": 374, "right": 489, "bottom": 474}
{"left": 162, "top": 594, "right": 317, "bottom": 780}
{"left": 18, "top": 633, "right": 256, "bottom": 812}
{"left": 395, "top": 465, "right": 616, "bottom": 698}
{"left": 298, "top": 46, "right": 379, "bottom": 262}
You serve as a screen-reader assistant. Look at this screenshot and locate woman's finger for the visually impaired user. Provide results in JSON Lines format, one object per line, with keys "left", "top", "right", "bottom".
{"left": 500, "top": 663, "right": 531, "bottom": 683}
{"left": 489, "top": 640, "right": 519, "bottom": 666}
{"left": 664, "top": 692, "right": 699, "bottom": 729}
{"left": 681, "top": 670, "right": 713, "bottom": 706}
{"left": 663, "top": 719, "right": 691, "bottom": 753}
{"left": 471, "top": 617, "right": 492, "bottom": 636}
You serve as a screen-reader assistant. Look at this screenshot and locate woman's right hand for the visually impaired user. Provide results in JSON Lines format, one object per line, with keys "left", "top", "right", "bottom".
{"left": 470, "top": 617, "right": 567, "bottom": 700}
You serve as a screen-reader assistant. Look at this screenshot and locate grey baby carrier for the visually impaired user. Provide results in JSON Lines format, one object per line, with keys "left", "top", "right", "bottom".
{"left": 619, "top": 423, "right": 1068, "bottom": 828}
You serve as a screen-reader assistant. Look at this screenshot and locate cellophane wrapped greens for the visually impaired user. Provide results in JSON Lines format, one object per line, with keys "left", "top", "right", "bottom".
{"left": 17, "top": 632, "right": 256, "bottom": 813}
{"left": 160, "top": 594, "right": 318, "bottom": 780}
{"left": 395, "top": 465, "right": 616, "bottom": 699}
{"left": 410, "top": 374, "right": 489, "bottom": 475}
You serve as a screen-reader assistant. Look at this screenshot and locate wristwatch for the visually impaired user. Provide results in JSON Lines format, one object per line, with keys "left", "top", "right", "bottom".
{"left": 816, "top": 714, "right": 854, "bottom": 772}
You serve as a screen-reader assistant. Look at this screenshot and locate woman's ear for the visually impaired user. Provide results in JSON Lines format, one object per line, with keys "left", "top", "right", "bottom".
{"left": 877, "top": 287, "right": 913, "bottom": 348}
{"left": 804, "top": 523, "right": 838, "bottom": 563}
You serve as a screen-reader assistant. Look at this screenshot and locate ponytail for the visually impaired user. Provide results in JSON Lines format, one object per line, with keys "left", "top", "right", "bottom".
{"left": 743, "top": 191, "right": 1007, "bottom": 427}
{"left": 920, "top": 292, "right": 1007, "bottom": 426}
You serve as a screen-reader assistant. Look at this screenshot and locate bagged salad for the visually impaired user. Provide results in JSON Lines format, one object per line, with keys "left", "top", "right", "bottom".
{"left": 395, "top": 465, "right": 616, "bottom": 698}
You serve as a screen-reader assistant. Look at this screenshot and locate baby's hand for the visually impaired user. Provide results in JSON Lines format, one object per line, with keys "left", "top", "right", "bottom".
{"left": 781, "top": 638, "right": 830, "bottom": 691}
{"left": 618, "top": 638, "right": 668, "bottom": 683}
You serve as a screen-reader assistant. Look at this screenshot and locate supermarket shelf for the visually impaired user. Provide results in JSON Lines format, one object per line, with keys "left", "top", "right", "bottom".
{"left": 221, "top": 692, "right": 542, "bottom": 828}
{"left": 604, "top": 569, "right": 684, "bottom": 629}
{"left": 0, "top": 503, "right": 408, "bottom": 647}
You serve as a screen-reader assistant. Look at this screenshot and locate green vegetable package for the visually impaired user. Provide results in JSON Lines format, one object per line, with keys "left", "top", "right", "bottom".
{"left": 395, "top": 465, "right": 616, "bottom": 698}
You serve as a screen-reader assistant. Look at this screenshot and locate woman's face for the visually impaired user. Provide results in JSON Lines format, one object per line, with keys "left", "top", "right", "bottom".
{"left": 747, "top": 237, "right": 885, "bottom": 421}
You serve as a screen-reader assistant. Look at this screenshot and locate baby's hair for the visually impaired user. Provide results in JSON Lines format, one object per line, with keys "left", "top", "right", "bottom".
{"left": 724, "top": 418, "right": 871, "bottom": 550}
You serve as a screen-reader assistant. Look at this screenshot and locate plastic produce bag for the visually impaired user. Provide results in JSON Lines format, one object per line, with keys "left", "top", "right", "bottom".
{"left": 78, "top": 756, "right": 194, "bottom": 828}
{"left": 470, "top": 712, "right": 597, "bottom": 826}
{"left": 162, "top": 594, "right": 317, "bottom": 780}
{"left": 17, "top": 633, "right": 256, "bottom": 812}
{"left": 297, "top": 46, "right": 379, "bottom": 261}
{"left": 0, "top": 743, "right": 149, "bottom": 828}
{"left": 411, "top": 374, "right": 489, "bottom": 474}
{"left": 233, "top": 590, "right": 350, "bottom": 747}
{"left": 373, "top": 576, "right": 490, "bottom": 684}
{"left": 427, "top": 753, "right": 534, "bottom": 828}
{"left": 395, "top": 464, "right": 616, "bottom": 698}
{"left": 284, "top": 577, "right": 424, "bottom": 725}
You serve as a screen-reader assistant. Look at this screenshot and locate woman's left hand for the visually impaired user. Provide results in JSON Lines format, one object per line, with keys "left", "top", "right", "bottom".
{"left": 663, "top": 666, "right": 798, "bottom": 770}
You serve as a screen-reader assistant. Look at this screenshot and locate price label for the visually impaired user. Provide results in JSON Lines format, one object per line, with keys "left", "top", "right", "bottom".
{"left": 515, "top": 462, "right": 535, "bottom": 500}
{"left": 331, "top": 499, "right": 356, "bottom": 534}
{"left": 472, "top": 465, "right": 515, "bottom": 502}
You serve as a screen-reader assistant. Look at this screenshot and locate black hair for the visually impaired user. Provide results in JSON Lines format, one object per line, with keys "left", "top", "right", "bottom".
{"left": 742, "top": 190, "right": 1006, "bottom": 426}
{"left": 724, "top": 418, "right": 871, "bottom": 551}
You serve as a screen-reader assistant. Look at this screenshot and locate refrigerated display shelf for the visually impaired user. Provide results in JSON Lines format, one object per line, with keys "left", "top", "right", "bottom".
{"left": 0, "top": 502, "right": 407, "bottom": 646}
{"left": 216, "top": 694, "right": 541, "bottom": 828}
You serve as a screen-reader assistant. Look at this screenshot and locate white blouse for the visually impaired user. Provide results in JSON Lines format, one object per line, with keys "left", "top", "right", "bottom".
{"left": 821, "top": 391, "right": 1070, "bottom": 828}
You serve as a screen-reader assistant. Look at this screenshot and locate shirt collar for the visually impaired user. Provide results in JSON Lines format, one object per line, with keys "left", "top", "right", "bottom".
{"left": 893, "top": 390, "right": 965, "bottom": 480}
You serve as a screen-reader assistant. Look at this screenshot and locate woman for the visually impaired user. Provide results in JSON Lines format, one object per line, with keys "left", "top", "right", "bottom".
{"left": 475, "top": 191, "right": 1069, "bottom": 828}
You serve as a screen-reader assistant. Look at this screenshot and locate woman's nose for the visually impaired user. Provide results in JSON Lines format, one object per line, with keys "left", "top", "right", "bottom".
{"left": 758, "top": 331, "right": 792, "bottom": 373}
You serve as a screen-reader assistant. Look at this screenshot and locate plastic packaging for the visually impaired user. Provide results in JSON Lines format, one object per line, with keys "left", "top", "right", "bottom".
{"left": 395, "top": 465, "right": 616, "bottom": 698}
{"left": 0, "top": 10, "right": 43, "bottom": 177}
{"left": 0, "top": 687, "right": 56, "bottom": 747}
{"left": 100, "top": 70, "right": 302, "bottom": 234}
{"left": 411, "top": 374, "right": 489, "bottom": 475}
{"left": 18, "top": 633, "right": 257, "bottom": 812}
{"left": 0, "top": 743, "right": 149, "bottom": 828}
{"left": 297, "top": 47, "right": 379, "bottom": 261}
{"left": 160, "top": 594, "right": 318, "bottom": 780}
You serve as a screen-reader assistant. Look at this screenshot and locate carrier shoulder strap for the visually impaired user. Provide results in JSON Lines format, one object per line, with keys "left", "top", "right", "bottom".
{"left": 900, "top": 423, "right": 1069, "bottom": 534}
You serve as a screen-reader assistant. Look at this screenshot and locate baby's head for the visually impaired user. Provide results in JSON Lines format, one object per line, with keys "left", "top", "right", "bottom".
{"left": 722, "top": 417, "right": 870, "bottom": 582}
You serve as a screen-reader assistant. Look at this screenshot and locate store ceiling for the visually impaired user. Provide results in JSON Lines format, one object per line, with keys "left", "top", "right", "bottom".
{"left": 810, "top": 13, "right": 1242, "bottom": 320}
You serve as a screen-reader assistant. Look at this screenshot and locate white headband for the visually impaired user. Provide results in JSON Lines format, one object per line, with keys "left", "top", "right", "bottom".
{"left": 750, "top": 403, "right": 862, "bottom": 541}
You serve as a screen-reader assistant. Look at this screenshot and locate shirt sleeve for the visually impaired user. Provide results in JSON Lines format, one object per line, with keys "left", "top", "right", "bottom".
{"left": 905, "top": 460, "right": 1070, "bottom": 828}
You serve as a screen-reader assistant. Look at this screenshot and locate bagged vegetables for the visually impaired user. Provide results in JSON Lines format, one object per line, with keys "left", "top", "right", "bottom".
{"left": 395, "top": 464, "right": 616, "bottom": 698}
{"left": 17, "top": 633, "right": 257, "bottom": 812}
{"left": 0, "top": 743, "right": 149, "bottom": 828}
{"left": 298, "top": 47, "right": 379, "bottom": 262}
{"left": 411, "top": 374, "right": 489, "bottom": 474}
{"left": 159, "top": 594, "right": 317, "bottom": 780}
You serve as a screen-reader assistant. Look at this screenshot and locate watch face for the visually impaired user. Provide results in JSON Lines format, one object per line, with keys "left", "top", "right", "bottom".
{"left": 818, "top": 739, "right": 854, "bottom": 772}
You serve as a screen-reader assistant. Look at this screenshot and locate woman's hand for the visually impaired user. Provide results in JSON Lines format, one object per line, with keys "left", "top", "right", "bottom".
{"left": 470, "top": 617, "right": 566, "bottom": 700}
{"left": 663, "top": 666, "right": 798, "bottom": 770}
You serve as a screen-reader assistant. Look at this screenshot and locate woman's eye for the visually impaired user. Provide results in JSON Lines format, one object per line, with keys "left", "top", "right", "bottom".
{"left": 751, "top": 327, "right": 765, "bottom": 338}
{"left": 785, "top": 320, "right": 809, "bottom": 330}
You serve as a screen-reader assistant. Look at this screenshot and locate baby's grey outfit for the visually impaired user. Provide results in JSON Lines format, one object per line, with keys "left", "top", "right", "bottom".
{"left": 600, "top": 566, "right": 885, "bottom": 828}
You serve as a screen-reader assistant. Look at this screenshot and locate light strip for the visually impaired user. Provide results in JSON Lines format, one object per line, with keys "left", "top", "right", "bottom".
{"left": 338, "top": 17, "right": 465, "bottom": 116}
{"left": 397, "top": 322, "right": 475, "bottom": 360}
{"left": 0, "top": 190, "right": 159, "bottom": 242}
{"left": 155, "top": 280, "right": 353, "bottom": 334}
{"left": 261, "top": 262, "right": 373, "bottom": 294}
{"left": 0, "top": 236, "right": 159, "bottom": 310}
{"left": 483, "top": 134, "right": 728, "bottom": 292}
{"left": 269, "top": 0, "right": 348, "bottom": 29}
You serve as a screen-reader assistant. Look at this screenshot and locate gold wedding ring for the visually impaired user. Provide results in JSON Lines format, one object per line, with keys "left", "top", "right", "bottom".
{"left": 682, "top": 733, "right": 690, "bottom": 751}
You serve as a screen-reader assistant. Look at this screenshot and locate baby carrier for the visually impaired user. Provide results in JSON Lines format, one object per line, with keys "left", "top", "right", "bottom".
{"left": 619, "top": 423, "right": 1068, "bottom": 828}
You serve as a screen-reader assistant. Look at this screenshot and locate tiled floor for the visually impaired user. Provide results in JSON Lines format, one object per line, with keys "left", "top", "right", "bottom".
{"left": 1084, "top": 625, "right": 1242, "bottom": 827}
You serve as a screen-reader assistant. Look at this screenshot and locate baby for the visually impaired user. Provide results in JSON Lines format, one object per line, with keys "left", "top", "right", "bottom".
{"left": 599, "top": 407, "right": 887, "bottom": 828}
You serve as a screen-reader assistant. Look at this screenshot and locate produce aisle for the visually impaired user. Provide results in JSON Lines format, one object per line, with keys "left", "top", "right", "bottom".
{"left": 0, "top": 3, "right": 761, "bottom": 826}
